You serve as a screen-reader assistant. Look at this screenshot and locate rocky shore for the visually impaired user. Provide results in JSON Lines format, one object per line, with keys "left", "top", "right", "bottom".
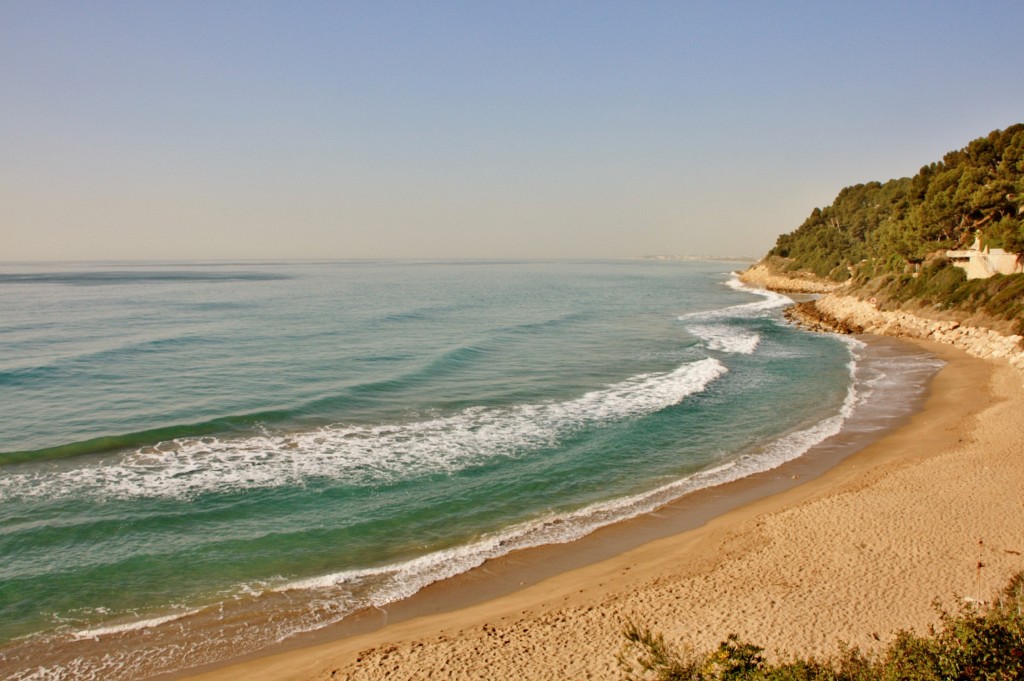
{"left": 738, "top": 262, "right": 844, "bottom": 294}
{"left": 744, "top": 267, "right": 1024, "bottom": 374}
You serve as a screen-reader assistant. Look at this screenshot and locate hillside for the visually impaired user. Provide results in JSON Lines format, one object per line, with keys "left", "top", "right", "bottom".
{"left": 757, "top": 124, "right": 1024, "bottom": 337}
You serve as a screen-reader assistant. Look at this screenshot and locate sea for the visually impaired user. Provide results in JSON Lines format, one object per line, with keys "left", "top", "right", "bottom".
{"left": 0, "top": 259, "right": 944, "bottom": 680}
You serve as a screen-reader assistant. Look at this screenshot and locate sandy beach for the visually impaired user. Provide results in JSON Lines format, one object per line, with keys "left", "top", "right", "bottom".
{"left": 180, "top": 339, "right": 1024, "bottom": 681}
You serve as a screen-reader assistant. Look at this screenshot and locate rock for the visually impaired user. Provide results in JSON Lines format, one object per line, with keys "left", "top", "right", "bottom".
{"left": 801, "top": 293, "right": 1024, "bottom": 379}
{"left": 739, "top": 263, "right": 844, "bottom": 294}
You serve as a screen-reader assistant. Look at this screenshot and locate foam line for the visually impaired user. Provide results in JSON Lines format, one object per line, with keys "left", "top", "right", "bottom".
{"left": 679, "top": 273, "right": 792, "bottom": 322}
{"left": 71, "top": 609, "right": 202, "bottom": 640}
{"left": 270, "top": 343, "right": 866, "bottom": 621}
{"left": 687, "top": 324, "right": 761, "bottom": 355}
{"left": 0, "top": 359, "right": 728, "bottom": 502}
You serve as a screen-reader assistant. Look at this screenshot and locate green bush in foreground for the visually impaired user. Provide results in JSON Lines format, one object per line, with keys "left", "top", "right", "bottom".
{"left": 619, "top": 572, "right": 1024, "bottom": 680}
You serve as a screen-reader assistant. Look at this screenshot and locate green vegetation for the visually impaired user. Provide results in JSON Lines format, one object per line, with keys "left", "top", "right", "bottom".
{"left": 861, "top": 259, "right": 1024, "bottom": 321}
{"left": 766, "top": 125, "right": 1024, "bottom": 334}
{"left": 618, "top": 572, "right": 1024, "bottom": 680}
{"left": 772, "top": 124, "right": 1024, "bottom": 275}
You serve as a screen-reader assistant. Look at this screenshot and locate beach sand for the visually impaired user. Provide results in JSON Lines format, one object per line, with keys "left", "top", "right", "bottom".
{"left": 180, "top": 340, "right": 1024, "bottom": 681}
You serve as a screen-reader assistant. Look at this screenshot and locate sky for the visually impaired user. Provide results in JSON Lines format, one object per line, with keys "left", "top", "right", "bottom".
{"left": 2, "top": 1, "right": 1023, "bottom": 261}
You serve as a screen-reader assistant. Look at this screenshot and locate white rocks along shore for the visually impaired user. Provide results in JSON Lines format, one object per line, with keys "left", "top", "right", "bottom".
{"left": 814, "top": 294, "right": 1024, "bottom": 371}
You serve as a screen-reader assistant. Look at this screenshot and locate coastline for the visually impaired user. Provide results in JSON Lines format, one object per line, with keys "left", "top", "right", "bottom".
{"left": 176, "top": 337, "right": 1024, "bottom": 678}
{"left": 739, "top": 263, "right": 1024, "bottom": 373}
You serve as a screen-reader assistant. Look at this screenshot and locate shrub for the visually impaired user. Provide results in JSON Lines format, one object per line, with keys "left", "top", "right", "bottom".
{"left": 618, "top": 572, "right": 1024, "bottom": 681}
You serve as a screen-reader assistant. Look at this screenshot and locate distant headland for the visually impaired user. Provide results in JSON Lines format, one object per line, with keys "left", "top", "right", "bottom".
{"left": 742, "top": 124, "right": 1024, "bottom": 371}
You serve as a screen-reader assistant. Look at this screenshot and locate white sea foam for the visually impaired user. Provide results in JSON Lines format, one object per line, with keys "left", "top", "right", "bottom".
{"left": 270, "top": 458, "right": 752, "bottom": 614}
{"left": 71, "top": 608, "right": 202, "bottom": 640}
{"left": 833, "top": 336, "right": 944, "bottom": 436}
{"left": 679, "top": 273, "right": 792, "bottom": 323}
{"left": 687, "top": 324, "right": 761, "bottom": 354}
{"left": 269, "top": 340, "right": 871, "bottom": 622}
{"left": 4, "top": 268, "right": 949, "bottom": 681}
{"left": 269, "top": 342, "right": 865, "bottom": 620}
{"left": 0, "top": 358, "right": 728, "bottom": 502}
{"left": 677, "top": 273, "right": 786, "bottom": 354}
{"left": 8, "top": 332, "right": 932, "bottom": 681}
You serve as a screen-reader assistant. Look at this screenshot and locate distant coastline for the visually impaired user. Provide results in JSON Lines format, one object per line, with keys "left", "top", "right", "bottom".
{"left": 634, "top": 254, "right": 759, "bottom": 263}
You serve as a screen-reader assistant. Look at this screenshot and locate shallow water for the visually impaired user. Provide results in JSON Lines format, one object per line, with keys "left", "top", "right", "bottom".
{"left": 0, "top": 260, "right": 942, "bottom": 680}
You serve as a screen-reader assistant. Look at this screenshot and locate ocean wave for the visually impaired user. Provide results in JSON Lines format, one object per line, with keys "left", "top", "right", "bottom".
{"left": 0, "top": 333, "right": 222, "bottom": 386}
{"left": 0, "top": 358, "right": 728, "bottom": 502}
{"left": 676, "top": 273, "right": 787, "bottom": 355}
{"left": 272, "top": 459, "right": 746, "bottom": 609}
{"left": 678, "top": 274, "right": 792, "bottom": 323}
{"left": 5, "top": 331, "right": 909, "bottom": 681}
{"left": 268, "top": 340, "right": 866, "bottom": 619}
{"left": 70, "top": 608, "right": 203, "bottom": 641}
{"left": 0, "top": 416, "right": 279, "bottom": 466}
{"left": 686, "top": 324, "right": 761, "bottom": 355}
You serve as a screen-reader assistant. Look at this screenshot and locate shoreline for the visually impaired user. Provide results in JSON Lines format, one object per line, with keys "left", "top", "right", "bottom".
{"left": 175, "top": 335, "right": 1024, "bottom": 679}
{"left": 739, "top": 262, "right": 1024, "bottom": 373}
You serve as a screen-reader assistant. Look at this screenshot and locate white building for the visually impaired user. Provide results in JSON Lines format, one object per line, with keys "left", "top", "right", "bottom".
{"left": 946, "top": 235, "right": 1022, "bottom": 279}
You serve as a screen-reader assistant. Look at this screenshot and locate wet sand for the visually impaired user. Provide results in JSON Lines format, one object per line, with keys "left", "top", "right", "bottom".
{"left": 179, "top": 340, "right": 1024, "bottom": 680}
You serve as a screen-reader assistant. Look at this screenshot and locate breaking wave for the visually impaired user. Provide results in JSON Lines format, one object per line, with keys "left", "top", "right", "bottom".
{"left": 0, "top": 358, "right": 728, "bottom": 502}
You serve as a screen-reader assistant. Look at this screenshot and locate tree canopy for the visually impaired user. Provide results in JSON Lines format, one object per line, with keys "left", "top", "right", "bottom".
{"left": 770, "top": 124, "right": 1024, "bottom": 279}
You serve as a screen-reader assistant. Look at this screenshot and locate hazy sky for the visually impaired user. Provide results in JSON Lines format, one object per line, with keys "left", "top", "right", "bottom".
{"left": 3, "top": 1, "right": 1023, "bottom": 261}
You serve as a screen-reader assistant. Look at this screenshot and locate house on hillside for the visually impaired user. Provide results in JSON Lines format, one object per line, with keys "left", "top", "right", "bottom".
{"left": 946, "top": 234, "right": 1023, "bottom": 279}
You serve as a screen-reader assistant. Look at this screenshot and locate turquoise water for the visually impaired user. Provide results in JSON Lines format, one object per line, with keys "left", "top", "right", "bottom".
{"left": 0, "top": 260, "right": 940, "bottom": 680}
